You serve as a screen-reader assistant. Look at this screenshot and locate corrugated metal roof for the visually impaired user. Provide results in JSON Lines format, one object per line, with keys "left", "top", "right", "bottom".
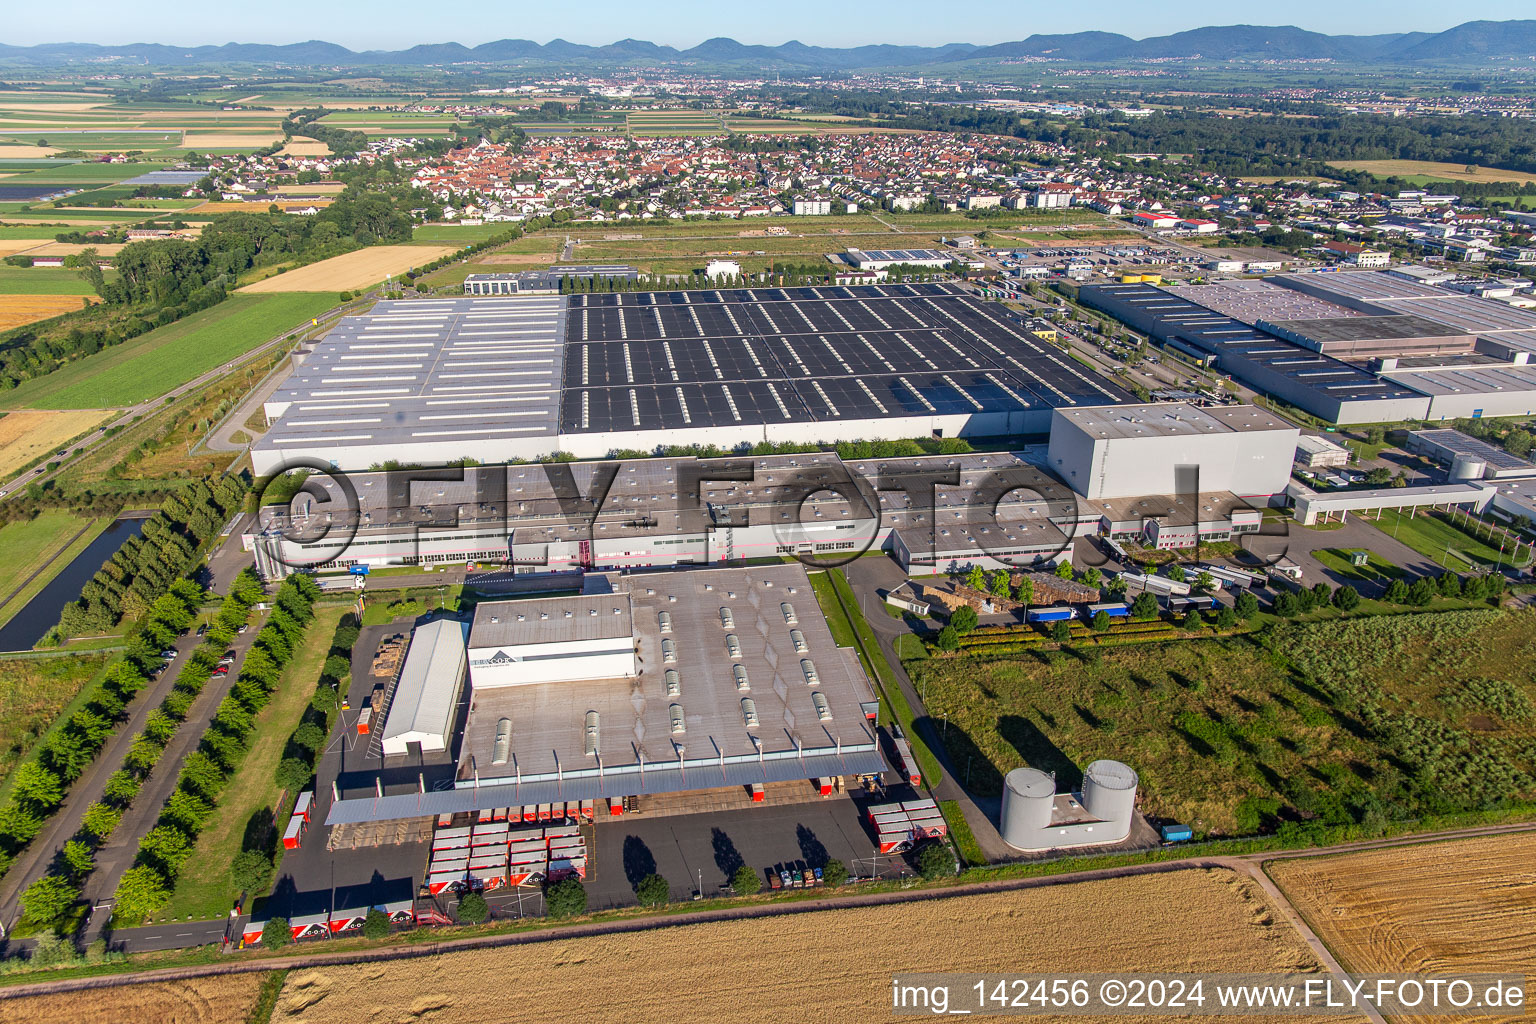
{"left": 380, "top": 619, "right": 467, "bottom": 749}
{"left": 323, "top": 747, "right": 886, "bottom": 825}
{"left": 469, "top": 595, "right": 633, "bottom": 648}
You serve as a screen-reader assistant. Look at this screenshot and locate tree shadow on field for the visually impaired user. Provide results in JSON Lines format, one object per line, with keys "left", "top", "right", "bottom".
{"left": 998, "top": 715, "right": 1082, "bottom": 791}
{"left": 241, "top": 807, "right": 276, "bottom": 857}
{"left": 622, "top": 835, "right": 656, "bottom": 889}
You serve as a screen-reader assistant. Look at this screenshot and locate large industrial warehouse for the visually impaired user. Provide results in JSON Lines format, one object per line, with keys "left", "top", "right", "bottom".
{"left": 324, "top": 564, "right": 885, "bottom": 825}
{"left": 1084, "top": 271, "right": 1536, "bottom": 423}
{"left": 251, "top": 284, "right": 1132, "bottom": 474}
{"left": 251, "top": 398, "right": 1297, "bottom": 580}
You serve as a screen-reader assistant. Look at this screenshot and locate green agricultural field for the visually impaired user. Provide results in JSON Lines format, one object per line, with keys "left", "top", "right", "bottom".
{"left": 0, "top": 266, "right": 97, "bottom": 295}
{"left": 0, "top": 512, "right": 102, "bottom": 628}
{"left": 908, "top": 608, "right": 1535, "bottom": 836}
{"left": 410, "top": 222, "right": 516, "bottom": 243}
{"left": 0, "top": 652, "right": 112, "bottom": 790}
{"left": 1, "top": 161, "right": 169, "bottom": 185}
{"left": 0, "top": 131, "right": 182, "bottom": 150}
{"left": 0, "top": 291, "right": 336, "bottom": 410}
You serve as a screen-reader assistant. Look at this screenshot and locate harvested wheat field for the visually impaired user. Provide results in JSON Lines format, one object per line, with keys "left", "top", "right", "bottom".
{"left": 0, "top": 410, "right": 112, "bottom": 474}
{"left": 272, "top": 869, "right": 1348, "bottom": 1024}
{"left": 0, "top": 973, "right": 264, "bottom": 1024}
{"left": 14, "top": 242, "right": 126, "bottom": 258}
{"left": 240, "top": 245, "right": 456, "bottom": 293}
{"left": 0, "top": 145, "right": 61, "bottom": 158}
{"left": 0, "top": 295, "right": 94, "bottom": 331}
{"left": 1270, "top": 832, "right": 1536, "bottom": 1022}
{"left": 0, "top": 239, "right": 52, "bottom": 258}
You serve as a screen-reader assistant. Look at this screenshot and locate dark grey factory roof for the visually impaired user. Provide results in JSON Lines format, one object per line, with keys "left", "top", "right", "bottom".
{"left": 1079, "top": 283, "right": 1424, "bottom": 405}
{"left": 561, "top": 284, "right": 1131, "bottom": 433}
{"left": 468, "top": 595, "right": 633, "bottom": 648}
{"left": 1262, "top": 313, "right": 1471, "bottom": 344}
{"left": 1408, "top": 428, "right": 1535, "bottom": 470}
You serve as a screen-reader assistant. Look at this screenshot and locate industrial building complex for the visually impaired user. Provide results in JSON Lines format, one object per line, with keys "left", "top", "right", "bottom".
{"left": 325, "top": 563, "right": 885, "bottom": 825}
{"left": 251, "top": 283, "right": 1131, "bottom": 475}
{"left": 1082, "top": 270, "right": 1536, "bottom": 424}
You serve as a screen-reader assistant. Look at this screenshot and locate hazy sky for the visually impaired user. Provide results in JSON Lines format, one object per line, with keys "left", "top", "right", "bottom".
{"left": 7, "top": 1, "right": 1531, "bottom": 50}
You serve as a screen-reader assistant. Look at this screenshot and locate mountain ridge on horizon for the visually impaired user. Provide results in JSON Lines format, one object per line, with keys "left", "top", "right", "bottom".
{"left": 1, "top": 21, "right": 1533, "bottom": 69}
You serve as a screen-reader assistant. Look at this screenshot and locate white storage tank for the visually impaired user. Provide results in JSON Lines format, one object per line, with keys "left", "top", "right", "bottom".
{"left": 1080, "top": 759, "right": 1138, "bottom": 840}
{"left": 999, "top": 767, "right": 1056, "bottom": 849}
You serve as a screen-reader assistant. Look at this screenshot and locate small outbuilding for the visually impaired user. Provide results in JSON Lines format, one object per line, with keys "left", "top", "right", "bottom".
{"left": 380, "top": 619, "right": 468, "bottom": 758}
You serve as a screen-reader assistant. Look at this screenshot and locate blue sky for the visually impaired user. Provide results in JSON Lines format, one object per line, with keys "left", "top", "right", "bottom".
{"left": 7, "top": 1, "right": 1533, "bottom": 50}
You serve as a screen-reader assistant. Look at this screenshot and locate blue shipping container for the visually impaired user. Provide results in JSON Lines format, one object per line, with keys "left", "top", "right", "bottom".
{"left": 1161, "top": 824, "right": 1193, "bottom": 843}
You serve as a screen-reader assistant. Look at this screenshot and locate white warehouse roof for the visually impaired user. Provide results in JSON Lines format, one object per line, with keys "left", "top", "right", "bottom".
{"left": 381, "top": 618, "right": 468, "bottom": 757}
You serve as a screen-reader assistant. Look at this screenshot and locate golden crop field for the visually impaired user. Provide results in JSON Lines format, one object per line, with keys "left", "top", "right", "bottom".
{"left": 0, "top": 239, "right": 53, "bottom": 258}
{"left": 239, "top": 245, "right": 457, "bottom": 293}
{"left": 1332, "top": 160, "right": 1536, "bottom": 185}
{"left": 1269, "top": 833, "right": 1536, "bottom": 1023}
{"left": 278, "top": 138, "right": 332, "bottom": 156}
{"left": 0, "top": 409, "right": 113, "bottom": 475}
{"left": 271, "top": 868, "right": 1347, "bottom": 1024}
{"left": 0, "top": 973, "right": 265, "bottom": 1024}
{"left": 14, "top": 242, "right": 126, "bottom": 257}
{"left": 0, "top": 144, "right": 60, "bottom": 157}
{"left": 0, "top": 294, "right": 95, "bottom": 331}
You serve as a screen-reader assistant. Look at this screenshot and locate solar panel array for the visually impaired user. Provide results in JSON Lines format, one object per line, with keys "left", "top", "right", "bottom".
{"left": 560, "top": 284, "right": 1131, "bottom": 433}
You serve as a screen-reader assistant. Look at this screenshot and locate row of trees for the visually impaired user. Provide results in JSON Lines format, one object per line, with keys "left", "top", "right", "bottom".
{"left": 1, "top": 579, "right": 209, "bottom": 890}
{"left": 17, "top": 571, "right": 268, "bottom": 929}
{"left": 112, "top": 573, "right": 322, "bottom": 926}
{"left": 57, "top": 476, "right": 247, "bottom": 638}
{"left": 234, "top": 612, "right": 359, "bottom": 904}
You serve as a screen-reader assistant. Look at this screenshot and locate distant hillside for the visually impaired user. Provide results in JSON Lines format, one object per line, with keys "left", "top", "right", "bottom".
{"left": 0, "top": 22, "right": 1529, "bottom": 70}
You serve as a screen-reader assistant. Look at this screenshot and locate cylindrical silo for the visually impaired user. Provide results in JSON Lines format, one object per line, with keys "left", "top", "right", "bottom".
{"left": 999, "top": 767, "right": 1056, "bottom": 850}
{"left": 1449, "top": 454, "right": 1486, "bottom": 482}
{"left": 1080, "top": 760, "right": 1138, "bottom": 840}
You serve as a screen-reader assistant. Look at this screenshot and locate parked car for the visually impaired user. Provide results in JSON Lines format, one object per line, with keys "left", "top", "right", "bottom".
{"left": 238, "top": 624, "right": 249, "bottom": 634}
{"left": 213, "top": 665, "right": 231, "bottom": 676}
{"left": 196, "top": 623, "right": 207, "bottom": 636}
{"left": 219, "top": 651, "right": 236, "bottom": 665}
{"left": 160, "top": 649, "right": 178, "bottom": 660}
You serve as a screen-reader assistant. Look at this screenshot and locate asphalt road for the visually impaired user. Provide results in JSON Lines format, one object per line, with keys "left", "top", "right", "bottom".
{"left": 0, "top": 297, "right": 366, "bottom": 505}
{"left": 80, "top": 612, "right": 268, "bottom": 945}
{"left": 0, "top": 628, "right": 207, "bottom": 931}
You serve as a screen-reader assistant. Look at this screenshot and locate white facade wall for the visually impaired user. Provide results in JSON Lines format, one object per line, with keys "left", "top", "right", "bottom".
{"left": 1046, "top": 412, "right": 1298, "bottom": 500}
{"left": 468, "top": 636, "right": 637, "bottom": 689}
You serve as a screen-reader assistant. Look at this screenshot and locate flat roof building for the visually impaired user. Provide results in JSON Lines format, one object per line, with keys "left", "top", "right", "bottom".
{"left": 845, "top": 248, "right": 955, "bottom": 271}
{"left": 1295, "top": 433, "right": 1352, "bottom": 469}
{"left": 380, "top": 619, "right": 469, "bottom": 758}
{"left": 323, "top": 564, "right": 885, "bottom": 824}
{"left": 254, "top": 285, "right": 1133, "bottom": 474}
{"left": 1078, "top": 282, "right": 1432, "bottom": 424}
{"left": 1404, "top": 428, "right": 1536, "bottom": 480}
{"left": 1045, "top": 402, "right": 1299, "bottom": 500}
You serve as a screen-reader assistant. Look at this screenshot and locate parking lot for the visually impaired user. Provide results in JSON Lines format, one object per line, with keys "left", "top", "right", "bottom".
{"left": 583, "top": 793, "right": 913, "bottom": 911}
